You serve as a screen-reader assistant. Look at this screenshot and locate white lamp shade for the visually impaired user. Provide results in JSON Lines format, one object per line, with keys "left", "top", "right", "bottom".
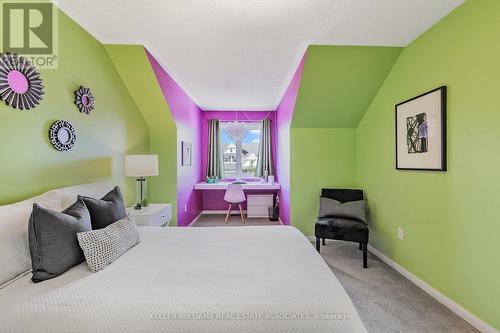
{"left": 125, "top": 155, "right": 159, "bottom": 177}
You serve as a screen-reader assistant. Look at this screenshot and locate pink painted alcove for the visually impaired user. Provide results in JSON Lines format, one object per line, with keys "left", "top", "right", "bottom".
{"left": 200, "top": 111, "right": 277, "bottom": 181}
{"left": 145, "top": 46, "right": 305, "bottom": 226}
{"left": 200, "top": 110, "right": 277, "bottom": 211}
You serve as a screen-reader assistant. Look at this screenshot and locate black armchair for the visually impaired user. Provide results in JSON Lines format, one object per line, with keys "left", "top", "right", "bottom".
{"left": 315, "top": 189, "right": 369, "bottom": 268}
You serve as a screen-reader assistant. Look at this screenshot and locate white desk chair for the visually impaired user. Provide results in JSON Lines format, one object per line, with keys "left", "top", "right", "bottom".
{"left": 224, "top": 183, "right": 246, "bottom": 223}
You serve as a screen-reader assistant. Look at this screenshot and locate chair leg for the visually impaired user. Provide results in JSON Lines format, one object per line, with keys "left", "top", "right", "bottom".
{"left": 316, "top": 237, "right": 321, "bottom": 253}
{"left": 322, "top": 238, "right": 326, "bottom": 246}
{"left": 362, "top": 243, "right": 367, "bottom": 268}
{"left": 359, "top": 243, "right": 362, "bottom": 251}
{"left": 224, "top": 204, "right": 232, "bottom": 223}
{"left": 239, "top": 203, "right": 244, "bottom": 223}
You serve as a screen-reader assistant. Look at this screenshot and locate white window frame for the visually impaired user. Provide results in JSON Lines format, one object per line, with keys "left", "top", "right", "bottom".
{"left": 221, "top": 122, "right": 261, "bottom": 180}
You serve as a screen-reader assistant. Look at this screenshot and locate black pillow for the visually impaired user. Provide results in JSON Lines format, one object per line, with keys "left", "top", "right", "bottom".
{"left": 28, "top": 198, "right": 91, "bottom": 283}
{"left": 79, "top": 186, "right": 126, "bottom": 229}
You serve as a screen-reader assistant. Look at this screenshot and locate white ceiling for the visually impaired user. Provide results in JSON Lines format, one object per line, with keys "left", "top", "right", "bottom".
{"left": 53, "top": 0, "right": 464, "bottom": 111}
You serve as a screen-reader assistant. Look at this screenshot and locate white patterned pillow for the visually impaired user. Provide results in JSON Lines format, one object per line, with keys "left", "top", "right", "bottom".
{"left": 77, "top": 215, "right": 140, "bottom": 273}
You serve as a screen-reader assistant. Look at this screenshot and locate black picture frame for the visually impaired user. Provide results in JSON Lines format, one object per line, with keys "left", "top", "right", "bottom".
{"left": 395, "top": 86, "right": 447, "bottom": 171}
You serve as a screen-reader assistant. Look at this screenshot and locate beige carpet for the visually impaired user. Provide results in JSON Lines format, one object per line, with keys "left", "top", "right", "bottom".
{"left": 191, "top": 214, "right": 281, "bottom": 227}
{"left": 319, "top": 240, "right": 478, "bottom": 333}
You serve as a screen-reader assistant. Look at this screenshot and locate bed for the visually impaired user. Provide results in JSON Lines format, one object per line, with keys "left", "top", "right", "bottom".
{"left": 0, "top": 183, "right": 366, "bottom": 333}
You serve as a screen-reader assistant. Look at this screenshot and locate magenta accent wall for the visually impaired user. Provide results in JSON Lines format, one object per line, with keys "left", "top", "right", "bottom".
{"left": 202, "top": 189, "right": 278, "bottom": 211}
{"left": 200, "top": 110, "right": 277, "bottom": 211}
{"left": 200, "top": 111, "right": 277, "bottom": 181}
{"left": 144, "top": 47, "right": 304, "bottom": 223}
{"left": 275, "top": 54, "right": 307, "bottom": 225}
{"left": 145, "top": 49, "right": 203, "bottom": 227}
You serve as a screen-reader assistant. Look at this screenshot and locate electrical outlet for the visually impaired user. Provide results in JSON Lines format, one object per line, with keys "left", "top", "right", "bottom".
{"left": 398, "top": 228, "right": 404, "bottom": 240}
{"left": 184, "top": 204, "right": 187, "bottom": 212}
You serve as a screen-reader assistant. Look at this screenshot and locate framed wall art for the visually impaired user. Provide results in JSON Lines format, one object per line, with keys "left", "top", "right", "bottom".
{"left": 395, "top": 86, "right": 447, "bottom": 171}
{"left": 181, "top": 141, "right": 192, "bottom": 166}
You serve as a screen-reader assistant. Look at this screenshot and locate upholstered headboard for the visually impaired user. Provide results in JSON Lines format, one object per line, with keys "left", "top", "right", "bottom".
{"left": 54, "top": 182, "right": 115, "bottom": 209}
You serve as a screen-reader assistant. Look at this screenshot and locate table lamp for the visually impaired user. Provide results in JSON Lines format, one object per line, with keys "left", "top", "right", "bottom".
{"left": 125, "top": 155, "right": 159, "bottom": 210}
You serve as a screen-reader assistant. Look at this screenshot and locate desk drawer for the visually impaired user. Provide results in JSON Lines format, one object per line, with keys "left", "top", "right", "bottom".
{"left": 247, "top": 194, "right": 274, "bottom": 206}
{"left": 247, "top": 195, "right": 274, "bottom": 218}
{"left": 156, "top": 206, "right": 172, "bottom": 226}
{"left": 247, "top": 205, "right": 269, "bottom": 218}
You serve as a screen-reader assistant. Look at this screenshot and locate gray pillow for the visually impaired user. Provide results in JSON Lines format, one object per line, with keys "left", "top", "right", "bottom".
{"left": 77, "top": 215, "right": 140, "bottom": 273}
{"left": 319, "top": 197, "right": 367, "bottom": 223}
{"left": 79, "top": 186, "right": 126, "bottom": 230}
{"left": 28, "top": 198, "right": 91, "bottom": 283}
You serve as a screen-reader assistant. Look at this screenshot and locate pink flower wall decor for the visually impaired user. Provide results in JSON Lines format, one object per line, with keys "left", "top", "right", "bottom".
{"left": 0, "top": 53, "right": 44, "bottom": 110}
{"left": 74, "top": 86, "right": 95, "bottom": 114}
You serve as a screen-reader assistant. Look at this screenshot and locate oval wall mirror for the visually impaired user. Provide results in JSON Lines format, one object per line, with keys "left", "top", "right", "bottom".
{"left": 49, "top": 120, "right": 77, "bottom": 151}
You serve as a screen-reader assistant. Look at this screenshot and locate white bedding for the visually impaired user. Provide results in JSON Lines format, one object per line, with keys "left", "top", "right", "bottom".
{"left": 0, "top": 226, "right": 366, "bottom": 333}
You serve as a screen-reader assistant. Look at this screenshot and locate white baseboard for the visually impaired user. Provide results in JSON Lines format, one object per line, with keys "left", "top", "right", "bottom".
{"left": 368, "top": 245, "right": 498, "bottom": 333}
{"left": 201, "top": 210, "right": 247, "bottom": 215}
{"left": 187, "top": 212, "right": 203, "bottom": 227}
{"left": 195, "top": 211, "right": 280, "bottom": 223}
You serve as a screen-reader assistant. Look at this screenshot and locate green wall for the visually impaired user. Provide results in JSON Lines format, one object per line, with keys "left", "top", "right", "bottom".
{"left": 292, "top": 45, "right": 402, "bottom": 128}
{"left": 290, "top": 45, "right": 401, "bottom": 235}
{"left": 290, "top": 128, "right": 357, "bottom": 235}
{"left": 105, "top": 45, "right": 178, "bottom": 226}
{"left": 356, "top": 0, "right": 500, "bottom": 329}
{"left": 0, "top": 10, "right": 149, "bottom": 205}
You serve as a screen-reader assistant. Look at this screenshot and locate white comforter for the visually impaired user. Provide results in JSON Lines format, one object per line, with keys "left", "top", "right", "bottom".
{"left": 0, "top": 226, "right": 366, "bottom": 333}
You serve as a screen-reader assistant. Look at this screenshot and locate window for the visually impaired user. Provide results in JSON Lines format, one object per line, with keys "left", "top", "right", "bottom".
{"left": 220, "top": 122, "right": 261, "bottom": 179}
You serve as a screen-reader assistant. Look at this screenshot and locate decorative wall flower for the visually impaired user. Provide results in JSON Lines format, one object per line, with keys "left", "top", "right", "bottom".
{"left": 49, "top": 120, "right": 77, "bottom": 151}
{"left": 74, "top": 86, "right": 95, "bottom": 114}
{"left": 0, "top": 53, "right": 44, "bottom": 110}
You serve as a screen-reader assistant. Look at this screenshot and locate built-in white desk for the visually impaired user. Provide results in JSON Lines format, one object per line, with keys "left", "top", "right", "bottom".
{"left": 194, "top": 181, "right": 280, "bottom": 190}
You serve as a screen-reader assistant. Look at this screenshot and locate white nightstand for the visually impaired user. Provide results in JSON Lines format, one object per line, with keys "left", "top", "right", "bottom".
{"left": 126, "top": 204, "right": 172, "bottom": 227}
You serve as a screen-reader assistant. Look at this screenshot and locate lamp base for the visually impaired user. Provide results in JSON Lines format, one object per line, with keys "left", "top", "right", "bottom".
{"left": 134, "top": 177, "right": 147, "bottom": 210}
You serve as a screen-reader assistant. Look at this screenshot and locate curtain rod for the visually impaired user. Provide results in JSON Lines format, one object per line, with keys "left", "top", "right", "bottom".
{"left": 205, "top": 119, "right": 272, "bottom": 122}
{"left": 206, "top": 110, "right": 273, "bottom": 122}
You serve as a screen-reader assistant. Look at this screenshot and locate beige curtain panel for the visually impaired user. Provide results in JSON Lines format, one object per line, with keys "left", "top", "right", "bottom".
{"left": 206, "top": 119, "right": 224, "bottom": 179}
{"left": 255, "top": 118, "right": 274, "bottom": 177}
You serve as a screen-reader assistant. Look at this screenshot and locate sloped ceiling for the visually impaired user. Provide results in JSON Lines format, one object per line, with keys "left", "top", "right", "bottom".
{"left": 105, "top": 45, "right": 178, "bottom": 220}
{"left": 54, "top": 0, "right": 463, "bottom": 111}
{"left": 292, "top": 45, "right": 402, "bottom": 128}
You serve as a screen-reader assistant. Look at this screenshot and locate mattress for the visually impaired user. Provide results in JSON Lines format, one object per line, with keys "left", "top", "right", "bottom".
{"left": 0, "top": 226, "right": 366, "bottom": 333}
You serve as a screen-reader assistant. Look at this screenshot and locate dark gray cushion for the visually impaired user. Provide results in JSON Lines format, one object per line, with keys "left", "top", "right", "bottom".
{"left": 79, "top": 186, "right": 126, "bottom": 230}
{"left": 319, "top": 196, "right": 367, "bottom": 223}
{"left": 28, "top": 198, "right": 91, "bottom": 283}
